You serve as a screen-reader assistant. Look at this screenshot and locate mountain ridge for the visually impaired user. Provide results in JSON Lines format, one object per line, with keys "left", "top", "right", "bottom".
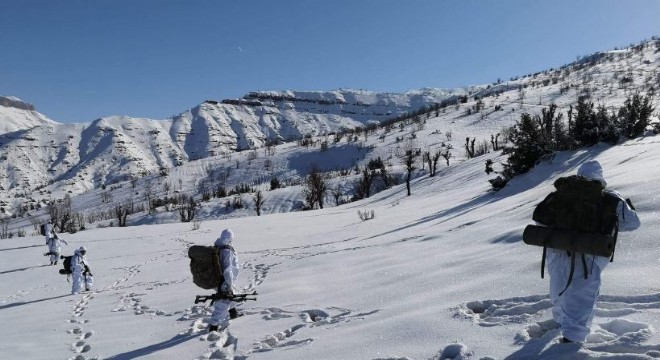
{"left": 1, "top": 38, "right": 658, "bottom": 218}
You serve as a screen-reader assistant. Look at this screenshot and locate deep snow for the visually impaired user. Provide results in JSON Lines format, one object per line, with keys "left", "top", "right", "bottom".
{"left": 2, "top": 39, "right": 660, "bottom": 360}
{"left": 2, "top": 133, "right": 660, "bottom": 359}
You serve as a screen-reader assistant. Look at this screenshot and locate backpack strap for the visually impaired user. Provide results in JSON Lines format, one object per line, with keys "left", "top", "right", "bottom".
{"left": 608, "top": 198, "right": 622, "bottom": 263}
{"left": 212, "top": 247, "right": 222, "bottom": 281}
{"left": 559, "top": 252, "right": 576, "bottom": 297}
{"left": 214, "top": 245, "right": 235, "bottom": 290}
{"left": 541, "top": 244, "right": 547, "bottom": 279}
{"left": 610, "top": 221, "right": 619, "bottom": 262}
{"left": 217, "top": 245, "right": 235, "bottom": 253}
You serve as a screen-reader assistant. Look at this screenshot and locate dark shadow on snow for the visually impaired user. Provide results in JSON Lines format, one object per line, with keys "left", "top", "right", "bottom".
{"left": 183, "top": 107, "right": 211, "bottom": 161}
{"left": 364, "top": 191, "right": 499, "bottom": 241}
{"left": 0, "top": 264, "right": 50, "bottom": 275}
{"left": 489, "top": 229, "right": 523, "bottom": 244}
{"left": 365, "top": 147, "right": 608, "bottom": 241}
{"left": 105, "top": 333, "right": 199, "bottom": 360}
{"left": 0, "top": 293, "right": 71, "bottom": 311}
{"left": 505, "top": 333, "right": 582, "bottom": 360}
{"left": 287, "top": 144, "right": 369, "bottom": 176}
{"left": 0, "top": 244, "right": 43, "bottom": 252}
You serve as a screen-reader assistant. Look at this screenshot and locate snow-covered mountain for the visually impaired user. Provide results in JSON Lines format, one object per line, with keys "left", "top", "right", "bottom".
{"left": 2, "top": 121, "right": 660, "bottom": 360}
{"left": 1, "top": 39, "right": 659, "bottom": 220}
{"left": 0, "top": 89, "right": 468, "bottom": 206}
{"left": 1, "top": 36, "right": 660, "bottom": 360}
{"left": 0, "top": 96, "right": 54, "bottom": 134}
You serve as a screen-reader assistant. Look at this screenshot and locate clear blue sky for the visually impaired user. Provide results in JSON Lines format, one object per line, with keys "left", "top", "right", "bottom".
{"left": 1, "top": 0, "right": 659, "bottom": 123}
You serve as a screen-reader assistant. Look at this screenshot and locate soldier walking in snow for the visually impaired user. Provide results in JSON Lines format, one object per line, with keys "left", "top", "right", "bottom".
{"left": 45, "top": 233, "right": 68, "bottom": 265}
{"left": 208, "top": 228, "right": 241, "bottom": 332}
{"left": 71, "top": 246, "right": 93, "bottom": 294}
{"left": 43, "top": 219, "right": 54, "bottom": 244}
{"left": 528, "top": 160, "right": 640, "bottom": 344}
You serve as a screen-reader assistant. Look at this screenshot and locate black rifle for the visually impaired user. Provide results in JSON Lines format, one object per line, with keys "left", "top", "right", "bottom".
{"left": 195, "top": 291, "right": 258, "bottom": 305}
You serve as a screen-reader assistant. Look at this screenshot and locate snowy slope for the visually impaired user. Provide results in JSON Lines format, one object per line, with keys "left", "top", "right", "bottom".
{"left": 0, "top": 96, "right": 55, "bottom": 134}
{"left": 0, "top": 88, "right": 466, "bottom": 208}
{"left": 1, "top": 133, "right": 659, "bottom": 359}
{"left": 2, "top": 40, "right": 659, "bottom": 234}
{"left": 2, "top": 39, "right": 660, "bottom": 360}
{"left": 3, "top": 41, "right": 660, "bottom": 217}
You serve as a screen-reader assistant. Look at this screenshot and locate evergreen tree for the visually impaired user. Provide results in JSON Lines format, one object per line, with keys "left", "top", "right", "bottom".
{"left": 502, "top": 113, "right": 544, "bottom": 178}
{"left": 595, "top": 105, "right": 619, "bottom": 144}
{"left": 618, "top": 93, "right": 655, "bottom": 138}
{"left": 571, "top": 97, "right": 599, "bottom": 146}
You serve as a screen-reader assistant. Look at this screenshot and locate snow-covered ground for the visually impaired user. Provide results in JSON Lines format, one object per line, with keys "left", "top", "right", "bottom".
{"left": 2, "top": 131, "right": 660, "bottom": 359}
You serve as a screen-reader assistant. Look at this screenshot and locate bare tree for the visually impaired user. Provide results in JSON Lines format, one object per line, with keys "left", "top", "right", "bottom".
{"left": 115, "top": 204, "right": 128, "bottom": 227}
{"left": 265, "top": 141, "right": 277, "bottom": 156}
{"left": 29, "top": 216, "right": 41, "bottom": 235}
{"left": 429, "top": 149, "right": 442, "bottom": 177}
{"left": 49, "top": 195, "right": 74, "bottom": 233}
{"left": 330, "top": 185, "right": 344, "bottom": 206}
{"left": 464, "top": 137, "right": 476, "bottom": 158}
{"left": 355, "top": 168, "right": 374, "bottom": 199}
{"left": 74, "top": 212, "right": 86, "bottom": 231}
{"left": 253, "top": 190, "right": 265, "bottom": 216}
{"left": 442, "top": 149, "right": 452, "bottom": 166}
{"left": 402, "top": 150, "right": 418, "bottom": 196}
{"left": 198, "top": 180, "right": 212, "bottom": 201}
{"left": 101, "top": 191, "right": 113, "bottom": 203}
{"left": 0, "top": 217, "right": 9, "bottom": 239}
{"left": 144, "top": 180, "right": 154, "bottom": 214}
{"left": 302, "top": 166, "right": 328, "bottom": 209}
{"left": 178, "top": 195, "right": 199, "bottom": 222}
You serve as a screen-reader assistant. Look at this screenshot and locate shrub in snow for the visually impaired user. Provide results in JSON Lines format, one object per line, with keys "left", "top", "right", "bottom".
{"left": 357, "top": 209, "right": 375, "bottom": 221}
{"left": 190, "top": 220, "right": 201, "bottom": 231}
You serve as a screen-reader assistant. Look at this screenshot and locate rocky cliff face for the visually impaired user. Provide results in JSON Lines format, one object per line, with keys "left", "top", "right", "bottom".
{"left": 0, "top": 96, "right": 35, "bottom": 111}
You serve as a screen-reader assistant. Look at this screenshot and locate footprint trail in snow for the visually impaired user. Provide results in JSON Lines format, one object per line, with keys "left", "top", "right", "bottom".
{"left": 453, "top": 292, "right": 660, "bottom": 359}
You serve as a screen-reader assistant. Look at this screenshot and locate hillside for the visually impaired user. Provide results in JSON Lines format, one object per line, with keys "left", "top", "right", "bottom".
{"left": 2, "top": 41, "right": 660, "bottom": 225}
{"left": 0, "top": 89, "right": 471, "bottom": 210}
{"left": 1, "top": 133, "right": 659, "bottom": 359}
{"left": 1, "top": 33, "right": 660, "bottom": 360}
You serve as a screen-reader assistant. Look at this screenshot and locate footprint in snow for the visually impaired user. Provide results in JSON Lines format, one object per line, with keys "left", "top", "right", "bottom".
{"left": 514, "top": 319, "right": 560, "bottom": 345}
{"left": 462, "top": 293, "right": 660, "bottom": 359}
{"left": 595, "top": 293, "right": 660, "bottom": 317}
{"left": 587, "top": 319, "right": 654, "bottom": 345}
{"left": 433, "top": 343, "right": 474, "bottom": 360}
{"left": 454, "top": 295, "right": 552, "bottom": 326}
{"left": 258, "top": 307, "right": 295, "bottom": 320}
{"left": 251, "top": 324, "right": 313, "bottom": 353}
{"left": 71, "top": 340, "right": 92, "bottom": 353}
{"left": 458, "top": 292, "right": 660, "bottom": 328}
{"left": 246, "top": 306, "right": 378, "bottom": 355}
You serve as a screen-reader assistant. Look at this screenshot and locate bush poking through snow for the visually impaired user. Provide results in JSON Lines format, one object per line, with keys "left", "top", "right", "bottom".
{"left": 357, "top": 209, "right": 375, "bottom": 221}
{"left": 190, "top": 220, "right": 201, "bottom": 231}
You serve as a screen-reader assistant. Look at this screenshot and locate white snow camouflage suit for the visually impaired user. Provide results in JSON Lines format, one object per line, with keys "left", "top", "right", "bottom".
{"left": 71, "top": 247, "right": 93, "bottom": 294}
{"left": 210, "top": 228, "right": 240, "bottom": 328}
{"left": 547, "top": 160, "right": 640, "bottom": 343}
{"left": 46, "top": 235, "right": 67, "bottom": 265}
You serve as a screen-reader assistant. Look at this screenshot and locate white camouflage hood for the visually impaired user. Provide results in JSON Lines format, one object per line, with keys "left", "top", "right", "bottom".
{"left": 577, "top": 160, "right": 607, "bottom": 187}
{"left": 214, "top": 228, "right": 234, "bottom": 247}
